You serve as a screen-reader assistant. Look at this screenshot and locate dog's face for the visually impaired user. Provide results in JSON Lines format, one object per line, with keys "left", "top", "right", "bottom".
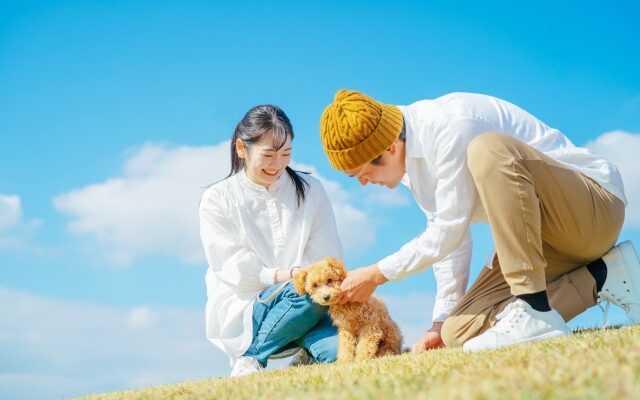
{"left": 293, "top": 257, "right": 347, "bottom": 306}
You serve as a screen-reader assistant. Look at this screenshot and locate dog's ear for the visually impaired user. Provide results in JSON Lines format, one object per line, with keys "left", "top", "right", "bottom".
{"left": 326, "top": 257, "right": 347, "bottom": 280}
{"left": 293, "top": 268, "right": 308, "bottom": 296}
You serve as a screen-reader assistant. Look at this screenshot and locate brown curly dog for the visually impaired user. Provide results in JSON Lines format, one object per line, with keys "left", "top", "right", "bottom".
{"left": 294, "top": 257, "right": 403, "bottom": 361}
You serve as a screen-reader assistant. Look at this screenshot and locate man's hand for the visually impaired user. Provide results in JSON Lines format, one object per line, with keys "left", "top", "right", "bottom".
{"left": 412, "top": 322, "right": 445, "bottom": 352}
{"left": 338, "top": 265, "right": 388, "bottom": 303}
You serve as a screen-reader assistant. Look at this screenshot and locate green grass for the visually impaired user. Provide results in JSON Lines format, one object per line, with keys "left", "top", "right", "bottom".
{"left": 79, "top": 325, "right": 640, "bottom": 400}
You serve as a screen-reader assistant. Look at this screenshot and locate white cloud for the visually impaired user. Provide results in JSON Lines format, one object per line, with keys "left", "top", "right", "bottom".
{"left": 586, "top": 130, "right": 640, "bottom": 229}
{"left": 0, "top": 286, "right": 228, "bottom": 400}
{"left": 0, "top": 195, "right": 21, "bottom": 230}
{"left": 0, "top": 194, "right": 41, "bottom": 250}
{"left": 127, "top": 306, "right": 159, "bottom": 330}
{"left": 53, "top": 142, "right": 230, "bottom": 266}
{"left": 53, "top": 144, "right": 377, "bottom": 266}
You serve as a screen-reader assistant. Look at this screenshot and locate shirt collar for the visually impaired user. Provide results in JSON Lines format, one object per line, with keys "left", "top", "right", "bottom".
{"left": 399, "top": 104, "right": 424, "bottom": 189}
{"left": 238, "top": 169, "right": 286, "bottom": 194}
{"left": 398, "top": 104, "right": 423, "bottom": 160}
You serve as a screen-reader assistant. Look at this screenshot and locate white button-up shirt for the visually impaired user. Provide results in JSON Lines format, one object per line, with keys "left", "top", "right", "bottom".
{"left": 199, "top": 170, "right": 343, "bottom": 364}
{"left": 377, "top": 92, "right": 627, "bottom": 322}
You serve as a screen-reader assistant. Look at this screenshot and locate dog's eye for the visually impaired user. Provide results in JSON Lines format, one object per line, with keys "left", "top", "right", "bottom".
{"left": 313, "top": 283, "right": 318, "bottom": 288}
{"left": 327, "top": 278, "right": 333, "bottom": 284}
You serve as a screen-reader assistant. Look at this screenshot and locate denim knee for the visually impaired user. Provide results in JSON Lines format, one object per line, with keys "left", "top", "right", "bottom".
{"left": 291, "top": 292, "right": 328, "bottom": 320}
{"left": 309, "top": 334, "right": 338, "bottom": 363}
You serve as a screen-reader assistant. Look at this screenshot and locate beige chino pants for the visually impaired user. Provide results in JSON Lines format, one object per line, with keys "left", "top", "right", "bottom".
{"left": 441, "top": 132, "right": 625, "bottom": 348}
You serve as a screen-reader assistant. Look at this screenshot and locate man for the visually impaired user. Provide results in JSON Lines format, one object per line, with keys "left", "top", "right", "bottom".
{"left": 319, "top": 89, "right": 640, "bottom": 352}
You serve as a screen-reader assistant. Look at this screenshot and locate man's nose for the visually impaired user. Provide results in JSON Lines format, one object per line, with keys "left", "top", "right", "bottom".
{"left": 357, "top": 176, "right": 369, "bottom": 186}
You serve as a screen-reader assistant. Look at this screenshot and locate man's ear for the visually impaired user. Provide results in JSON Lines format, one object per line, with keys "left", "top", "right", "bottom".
{"left": 388, "top": 141, "right": 396, "bottom": 155}
{"left": 388, "top": 140, "right": 400, "bottom": 155}
{"left": 293, "top": 269, "right": 308, "bottom": 296}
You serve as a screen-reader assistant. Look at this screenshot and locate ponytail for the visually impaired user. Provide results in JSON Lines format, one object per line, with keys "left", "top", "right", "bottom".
{"left": 285, "top": 166, "right": 310, "bottom": 207}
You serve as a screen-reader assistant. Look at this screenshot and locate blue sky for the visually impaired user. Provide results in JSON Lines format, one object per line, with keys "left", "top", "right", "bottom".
{"left": 1, "top": 1, "right": 639, "bottom": 398}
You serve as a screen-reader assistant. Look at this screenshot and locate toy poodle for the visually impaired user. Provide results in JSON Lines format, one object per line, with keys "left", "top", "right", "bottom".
{"left": 293, "top": 257, "right": 403, "bottom": 361}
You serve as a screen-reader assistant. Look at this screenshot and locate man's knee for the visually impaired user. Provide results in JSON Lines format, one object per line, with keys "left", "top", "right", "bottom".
{"left": 466, "top": 132, "right": 512, "bottom": 179}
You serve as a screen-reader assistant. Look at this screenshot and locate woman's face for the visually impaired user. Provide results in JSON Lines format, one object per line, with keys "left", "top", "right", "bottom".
{"left": 237, "top": 132, "right": 292, "bottom": 188}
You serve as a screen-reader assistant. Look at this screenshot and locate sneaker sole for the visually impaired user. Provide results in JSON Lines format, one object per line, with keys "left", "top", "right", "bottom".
{"left": 463, "top": 329, "right": 568, "bottom": 353}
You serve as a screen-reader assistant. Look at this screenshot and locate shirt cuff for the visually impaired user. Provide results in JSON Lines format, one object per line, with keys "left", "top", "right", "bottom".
{"left": 377, "top": 252, "right": 404, "bottom": 281}
{"left": 431, "top": 299, "right": 458, "bottom": 322}
{"left": 259, "top": 267, "right": 276, "bottom": 286}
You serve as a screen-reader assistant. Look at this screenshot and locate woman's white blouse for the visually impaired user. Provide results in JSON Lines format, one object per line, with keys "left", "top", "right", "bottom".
{"left": 199, "top": 170, "right": 343, "bottom": 364}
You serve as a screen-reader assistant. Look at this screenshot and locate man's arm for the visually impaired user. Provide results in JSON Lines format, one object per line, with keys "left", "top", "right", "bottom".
{"left": 339, "top": 117, "right": 482, "bottom": 301}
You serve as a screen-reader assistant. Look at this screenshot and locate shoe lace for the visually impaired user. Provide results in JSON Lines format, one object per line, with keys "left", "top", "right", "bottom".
{"left": 597, "top": 291, "right": 633, "bottom": 329}
{"left": 597, "top": 301, "right": 612, "bottom": 329}
{"left": 492, "top": 302, "right": 525, "bottom": 334}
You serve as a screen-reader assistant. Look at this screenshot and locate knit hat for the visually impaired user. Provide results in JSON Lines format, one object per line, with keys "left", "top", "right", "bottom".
{"left": 320, "top": 89, "right": 404, "bottom": 171}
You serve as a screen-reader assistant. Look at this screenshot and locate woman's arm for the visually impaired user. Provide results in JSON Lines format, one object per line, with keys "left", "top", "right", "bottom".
{"left": 199, "top": 192, "right": 275, "bottom": 292}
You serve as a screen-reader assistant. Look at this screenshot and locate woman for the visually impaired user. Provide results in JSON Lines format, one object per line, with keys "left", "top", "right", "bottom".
{"left": 199, "top": 105, "right": 343, "bottom": 376}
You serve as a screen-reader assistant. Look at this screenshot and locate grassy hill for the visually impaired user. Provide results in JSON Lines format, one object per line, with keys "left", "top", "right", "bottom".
{"left": 80, "top": 325, "right": 640, "bottom": 400}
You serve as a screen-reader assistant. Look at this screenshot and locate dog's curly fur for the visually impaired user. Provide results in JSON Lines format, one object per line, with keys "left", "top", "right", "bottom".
{"left": 294, "top": 257, "right": 403, "bottom": 361}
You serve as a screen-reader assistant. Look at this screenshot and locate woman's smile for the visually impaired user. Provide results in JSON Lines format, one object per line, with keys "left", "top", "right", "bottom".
{"left": 262, "top": 168, "right": 280, "bottom": 177}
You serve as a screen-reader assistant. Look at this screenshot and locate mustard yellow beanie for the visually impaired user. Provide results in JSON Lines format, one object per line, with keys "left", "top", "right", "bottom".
{"left": 320, "top": 89, "right": 403, "bottom": 171}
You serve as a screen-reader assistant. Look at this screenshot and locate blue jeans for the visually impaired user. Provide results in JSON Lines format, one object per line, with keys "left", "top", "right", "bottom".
{"left": 243, "top": 281, "right": 338, "bottom": 367}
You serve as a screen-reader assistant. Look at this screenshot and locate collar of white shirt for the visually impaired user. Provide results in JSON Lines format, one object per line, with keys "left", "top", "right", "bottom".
{"left": 238, "top": 169, "right": 287, "bottom": 195}
{"left": 398, "top": 104, "right": 423, "bottom": 188}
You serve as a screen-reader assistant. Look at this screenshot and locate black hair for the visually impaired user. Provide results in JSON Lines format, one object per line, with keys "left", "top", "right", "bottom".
{"left": 371, "top": 119, "right": 406, "bottom": 166}
{"left": 227, "top": 105, "right": 309, "bottom": 206}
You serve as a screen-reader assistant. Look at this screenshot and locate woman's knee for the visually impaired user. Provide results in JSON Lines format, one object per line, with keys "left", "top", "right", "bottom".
{"left": 309, "top": 335, "right": 338, "bottom": 363}
{"left": 300, "top": 296, "right": 328, "bottom": 318}
{"left": 284, "top": 282, "right": 328, "bottom": 316}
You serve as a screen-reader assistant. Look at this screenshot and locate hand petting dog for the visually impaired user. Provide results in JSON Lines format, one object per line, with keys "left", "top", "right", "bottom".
{"left": 337, "top": 264, "right": 388, "bottom": 304}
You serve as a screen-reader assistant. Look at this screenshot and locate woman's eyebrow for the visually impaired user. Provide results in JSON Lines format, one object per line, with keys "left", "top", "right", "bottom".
{"left": 266, "top": 146, "right": 292, "bottom": 152}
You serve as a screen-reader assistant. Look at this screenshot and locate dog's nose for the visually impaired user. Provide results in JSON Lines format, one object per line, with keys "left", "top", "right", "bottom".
{"left": 323, "top": 294, "right": 331, "bottom": 301}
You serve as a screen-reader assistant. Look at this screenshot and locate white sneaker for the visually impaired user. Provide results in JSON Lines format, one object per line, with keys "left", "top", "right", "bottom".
{"left": 463, "top": 299, "right": 569, "bottom": 353}
{"left": 230, "top": 356, "right": 263, "bottom": 377}
{"left": 599, "top": 240, "right": 640, "bottom": 324}
{"left": 288, "top": 348, "right": 315, "bottom": 367}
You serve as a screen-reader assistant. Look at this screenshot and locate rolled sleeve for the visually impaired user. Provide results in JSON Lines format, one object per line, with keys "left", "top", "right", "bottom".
{"left": 199, "top": 191, "right": 274, "bottom": 292}
{"left": 259, "top": 267, "right": 276, "bottom": 286}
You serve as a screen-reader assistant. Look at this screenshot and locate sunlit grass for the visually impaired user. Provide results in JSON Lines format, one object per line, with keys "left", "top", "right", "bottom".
{"left": 80, "top": 325, "right": 640, "bottom": 400}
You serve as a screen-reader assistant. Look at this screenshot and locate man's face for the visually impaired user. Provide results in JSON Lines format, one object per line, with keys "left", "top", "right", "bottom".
{"left": 345, "top": 141, "right": 406, "bottom": 189}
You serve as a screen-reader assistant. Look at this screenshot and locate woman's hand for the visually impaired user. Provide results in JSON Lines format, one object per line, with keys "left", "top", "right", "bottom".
{"left": 412, "top": 322, "right": 445, "bottom": 352}
{"left": 275, "top": 267, "right": 302, "bottom": 283}
{"left": 290, "top": 267, "right": 303, "bottom": 279}
{"left": 338, "top": 265, "right": 388, "bottom": 303}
